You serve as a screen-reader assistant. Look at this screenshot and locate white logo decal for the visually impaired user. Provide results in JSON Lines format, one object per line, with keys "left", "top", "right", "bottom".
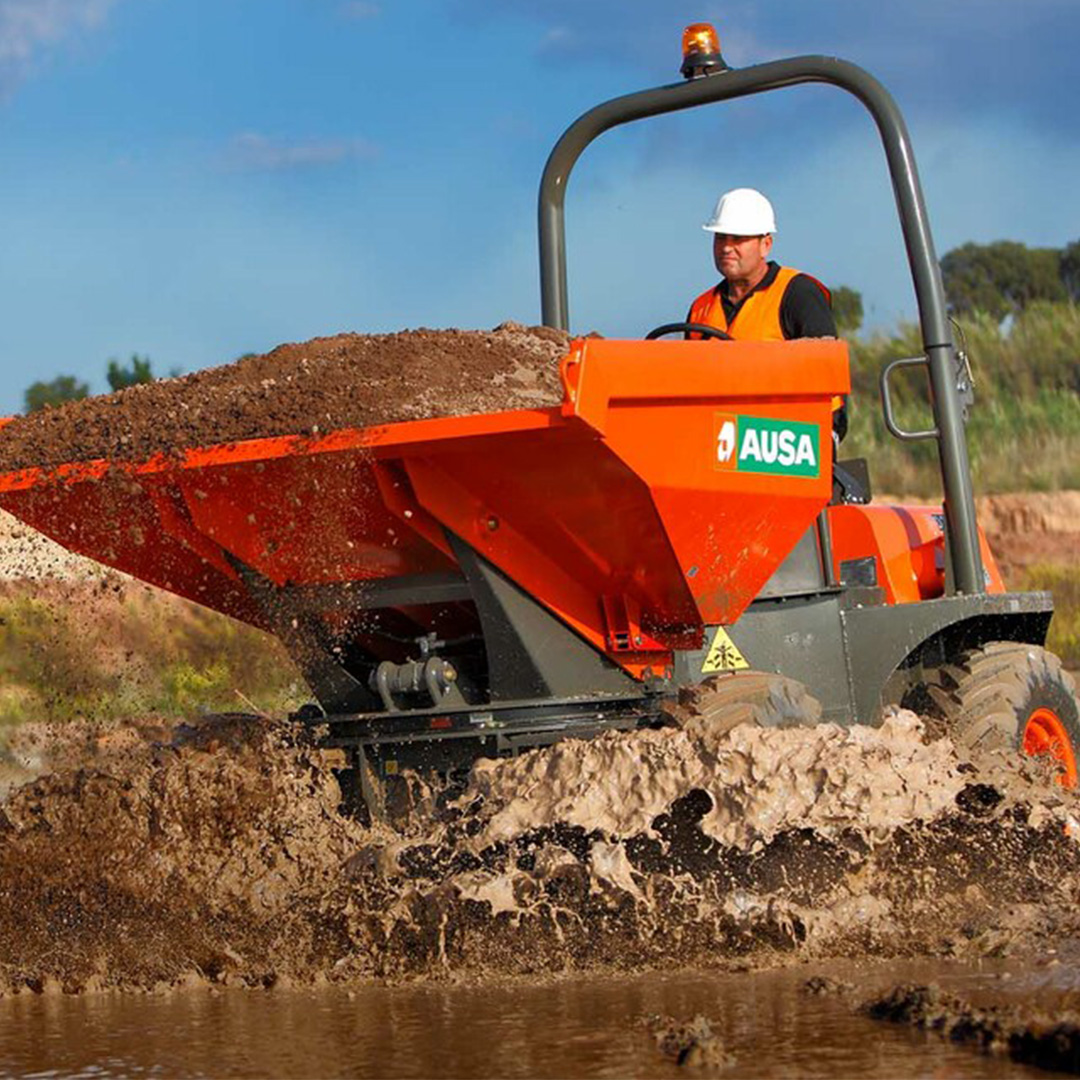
{"left": 716, "top": 420, "right": 737, "bottom": 464}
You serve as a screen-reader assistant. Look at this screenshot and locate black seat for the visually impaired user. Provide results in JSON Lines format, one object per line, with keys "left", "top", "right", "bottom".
{"left": 831, "top": 458, "right": 871, "bottom": 505}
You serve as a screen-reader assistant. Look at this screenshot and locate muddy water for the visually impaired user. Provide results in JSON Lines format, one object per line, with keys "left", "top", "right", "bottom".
{"left": 0, "top": 961, "right": 1068, "bottom": 1078}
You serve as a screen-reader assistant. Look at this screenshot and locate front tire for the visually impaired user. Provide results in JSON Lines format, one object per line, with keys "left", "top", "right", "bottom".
{"left": 911, "top": 642, "right": 1080, "bottom": 786}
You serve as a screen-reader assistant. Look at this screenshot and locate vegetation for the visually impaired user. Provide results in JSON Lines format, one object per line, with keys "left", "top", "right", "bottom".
{"left": 106, "top": 353, "right": 155, "bottom": 391}
{"left": 23, "top": 375, "right": 89, "bottom": 413}
{"left": 941, "top": 240, "right": 1068, "bottom": 319}
{"left": 0, "top": 581, "right": 302, "bottom": 728}
{"left": 22, "top": 353, "right": 175, "bottom": 413}
{"left": 1015, "top": 564, "right": 1080, "bottom": 669}
{"left": 845, "top": 300, "right": 1080, "bottom": 497}
{"left": 831, "top": 285, "right": 864, "bottom": 334}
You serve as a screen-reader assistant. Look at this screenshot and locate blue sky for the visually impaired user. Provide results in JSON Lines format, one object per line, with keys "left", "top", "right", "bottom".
{"left": 0, "top": 0, "right": 1077, "bottom": 413}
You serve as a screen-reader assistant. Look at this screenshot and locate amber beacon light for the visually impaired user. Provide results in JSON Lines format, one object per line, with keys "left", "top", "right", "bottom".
{"left": 680, "top": 22, "right": 728, "bottom": 79}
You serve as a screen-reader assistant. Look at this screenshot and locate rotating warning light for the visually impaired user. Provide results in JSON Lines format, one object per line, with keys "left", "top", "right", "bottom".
{"left": 681, "top": 22, "right": 728, "bottom": 80}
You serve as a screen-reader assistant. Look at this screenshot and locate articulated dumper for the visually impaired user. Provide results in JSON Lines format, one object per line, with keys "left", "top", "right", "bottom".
{"left": 1, "top": 24, "right": 1076, "bottom": 802}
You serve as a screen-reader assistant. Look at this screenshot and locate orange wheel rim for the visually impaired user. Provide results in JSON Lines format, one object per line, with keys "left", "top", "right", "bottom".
{"left": 1022, "top": 707, "right": 1078, "bottom": 788}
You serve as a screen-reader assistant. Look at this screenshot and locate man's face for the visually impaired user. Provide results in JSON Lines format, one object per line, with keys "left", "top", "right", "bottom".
{"left": 712, "top": 232, "right": 773, "bottom": 281}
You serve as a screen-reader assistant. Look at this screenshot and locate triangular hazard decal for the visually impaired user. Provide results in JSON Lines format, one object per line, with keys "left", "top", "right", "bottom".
{"left": 701, "top": 626, "right": 749, "bottom": 673}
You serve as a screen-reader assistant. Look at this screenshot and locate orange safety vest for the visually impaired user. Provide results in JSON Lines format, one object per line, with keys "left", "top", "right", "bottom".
{"left": 688, "top": 265, "right": 830, "bottom": 341}
{"left": 688, "top": 266, "right": 843, "bottom": 416}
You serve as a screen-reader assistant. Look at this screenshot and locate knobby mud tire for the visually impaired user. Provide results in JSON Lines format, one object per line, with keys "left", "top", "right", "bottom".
{"left": 665, "top": 671, "right": 823, "bottom": 748}
{"left": 911, "top": 641, "right": 1080, "bottom": 785}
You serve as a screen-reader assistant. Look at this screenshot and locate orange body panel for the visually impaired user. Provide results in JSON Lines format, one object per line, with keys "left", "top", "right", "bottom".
{"left": 0, "top": 337, "right": 849, "bottom": 676}
{"left": 828, "top": 503, "right": 1005, "bottom": 603}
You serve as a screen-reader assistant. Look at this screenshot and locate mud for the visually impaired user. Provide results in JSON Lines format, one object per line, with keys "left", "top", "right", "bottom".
{"left": 0, "top": 707, "right": 1079, "bottom": 999}
{"left": 865, "top": 982, "right": 1080, "bottom": 1075}
{"left": 0, "top": 323, "right": 569, "bottom": 472}
{"left": 647, "top": 1013, "right": 734, "bottom": 1068}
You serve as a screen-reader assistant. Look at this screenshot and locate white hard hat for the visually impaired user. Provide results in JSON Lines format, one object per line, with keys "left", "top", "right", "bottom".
{"left": 702, "top": 188, "right": 777, "bottom": 235}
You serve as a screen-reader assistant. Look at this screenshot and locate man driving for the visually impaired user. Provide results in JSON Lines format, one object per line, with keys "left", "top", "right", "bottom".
{"left": 687, "top": 188, "right": 836, "bottom": 341}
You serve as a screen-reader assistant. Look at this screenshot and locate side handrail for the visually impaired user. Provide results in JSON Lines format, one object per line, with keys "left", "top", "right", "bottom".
{"left": 880, "top": 356, "right": 939, "bottom": 442}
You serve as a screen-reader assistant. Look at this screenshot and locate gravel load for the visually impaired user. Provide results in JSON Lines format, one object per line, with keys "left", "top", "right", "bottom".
{"left": 0, "top": 323, "right": 569, "bottom": 472}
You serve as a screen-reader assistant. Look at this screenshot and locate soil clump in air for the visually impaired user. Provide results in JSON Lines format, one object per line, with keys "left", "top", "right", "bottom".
{"left": 0, "top": 323, "right": 569, "bottom": 472}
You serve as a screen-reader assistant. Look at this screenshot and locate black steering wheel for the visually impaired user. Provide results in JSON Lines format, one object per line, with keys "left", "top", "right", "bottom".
{"left": 645, "top": 322, "right": 733, "bottom": 342}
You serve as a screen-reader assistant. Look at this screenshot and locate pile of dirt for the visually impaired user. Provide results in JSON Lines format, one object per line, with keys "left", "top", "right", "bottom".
{"left": 0, "top": 708, "right": 1079, "bottom": 996}
{"left": 0, "top": 323, "right": 569, "bottom": 473}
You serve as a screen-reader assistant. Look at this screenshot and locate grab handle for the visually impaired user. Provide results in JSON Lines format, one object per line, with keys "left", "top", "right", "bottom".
{"left": 880, "top": 356, "right": 939, "bottom": 443}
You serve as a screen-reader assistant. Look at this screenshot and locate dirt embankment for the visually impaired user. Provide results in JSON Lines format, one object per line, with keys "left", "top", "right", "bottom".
{"left": 976, "top": 492, "right": 1080, "bottom": 579}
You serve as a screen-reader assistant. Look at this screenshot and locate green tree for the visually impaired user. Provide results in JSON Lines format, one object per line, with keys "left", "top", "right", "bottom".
{"left": 106, "top": 353, "right": 155, "bottom": 391}
{"left": 1060, "top": 239, "right": 1080, "bottom": 303}
{"left": 940, "top": 240, "right": 1067, "bottom": 319}
{"left": 23, "top": 375, "right": 89, "bottom": 413}
{"left": 831, "top": 285, "right": 864, "bottom": 334}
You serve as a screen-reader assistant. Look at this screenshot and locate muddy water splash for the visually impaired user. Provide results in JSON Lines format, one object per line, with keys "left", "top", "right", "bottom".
{"left": 0, "top": 709, "right": 1078, "bottom": 996}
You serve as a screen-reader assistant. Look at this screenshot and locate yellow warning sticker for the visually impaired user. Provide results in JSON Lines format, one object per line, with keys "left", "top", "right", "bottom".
{"left": 702, "top": 627, "right": 749, "bottom": 673}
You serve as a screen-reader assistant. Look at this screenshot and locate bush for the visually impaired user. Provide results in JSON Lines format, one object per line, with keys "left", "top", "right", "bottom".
{"left": 845, "top": 302, "right": 1080, "bottom": 496}
{"left": 23, "top": 375, "right": 89, "bottom": 413}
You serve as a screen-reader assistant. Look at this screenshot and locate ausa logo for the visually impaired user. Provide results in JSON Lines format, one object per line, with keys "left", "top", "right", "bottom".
{"left": 713, "top": 412, "right": 820, "bottom": 478}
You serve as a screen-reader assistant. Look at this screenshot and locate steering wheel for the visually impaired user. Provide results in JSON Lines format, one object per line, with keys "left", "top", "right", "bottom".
{"left": 645, "top": 322, "right": 733, "bottom": 342}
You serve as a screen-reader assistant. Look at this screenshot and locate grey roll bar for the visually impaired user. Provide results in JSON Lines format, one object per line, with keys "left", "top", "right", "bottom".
{"left": 537, "top": 54, "right": 985, "bottom": 597}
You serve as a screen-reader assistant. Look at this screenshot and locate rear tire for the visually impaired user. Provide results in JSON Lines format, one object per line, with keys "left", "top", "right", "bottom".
{"left": 665, "top": 671, "right": 823, "bottom": 750}
{"left": 910, "top": 642, "right": 1080, "bottom": 786}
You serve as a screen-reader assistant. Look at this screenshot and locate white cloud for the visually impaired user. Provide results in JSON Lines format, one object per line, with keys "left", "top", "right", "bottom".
{"left": 0, "top": 0, "right": 118, "bottom": 97}
{"left": 225, "top": 132, "right": 381, "bottom": 172}
{"left": 340, "top": 1, "right": 380, "bottom": 18}
{"left": 536, "top": 25, "right": 578, "bottom": 60}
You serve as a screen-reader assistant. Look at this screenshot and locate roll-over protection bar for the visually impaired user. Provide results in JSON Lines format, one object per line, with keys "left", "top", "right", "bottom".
{"left": 537, "top": 55, "right": 985, "bottom": 597}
